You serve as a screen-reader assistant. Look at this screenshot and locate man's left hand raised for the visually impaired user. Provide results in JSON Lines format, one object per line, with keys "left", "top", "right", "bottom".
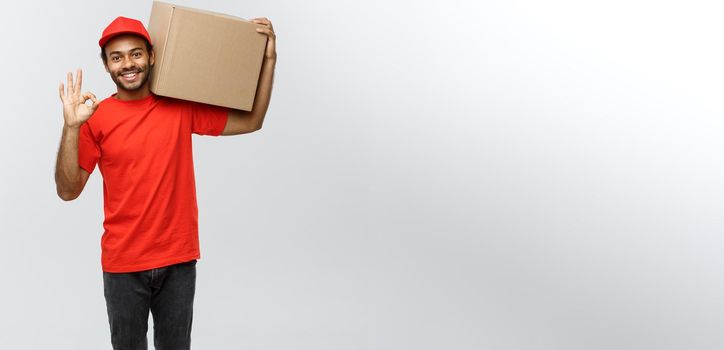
{"left": 253, "top": 17, "right": 276, "bottom": 61}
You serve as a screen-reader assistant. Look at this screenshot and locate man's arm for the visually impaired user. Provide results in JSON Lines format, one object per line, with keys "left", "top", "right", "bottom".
{"left": 55, "top": 69, "right": 99, "bottom": 201}
{"left": 55, "top": 126, "right": 91, "bottom": 201}
{"left": 222, "top": 17, "right": 277, "bottom": 136}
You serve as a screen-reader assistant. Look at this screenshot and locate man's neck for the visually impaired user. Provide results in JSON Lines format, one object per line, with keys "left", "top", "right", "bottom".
{"left": 115, "top": 86, "right": 151, "bottom": 101}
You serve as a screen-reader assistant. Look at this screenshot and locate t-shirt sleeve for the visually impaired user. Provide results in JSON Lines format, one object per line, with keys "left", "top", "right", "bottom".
{"left": 191, "top": 102, "right": 229, "bottom": 136}
{"left": 78, "top": 122, "right": 100, "bottom": 174}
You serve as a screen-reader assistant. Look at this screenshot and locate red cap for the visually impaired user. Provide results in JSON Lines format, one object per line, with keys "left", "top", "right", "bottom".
{"left": 99, "top": 17, "right": 152, "bottom": 48}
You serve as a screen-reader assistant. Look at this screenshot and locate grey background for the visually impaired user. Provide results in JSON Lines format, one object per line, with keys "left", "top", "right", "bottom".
{"left": 1, "top": 0, "right": 723, "bottom": 349}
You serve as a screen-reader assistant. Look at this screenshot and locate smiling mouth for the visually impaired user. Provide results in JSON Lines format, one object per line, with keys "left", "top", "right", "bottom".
{"left": 120, "top": 71, "right": 141, "bottom": 81}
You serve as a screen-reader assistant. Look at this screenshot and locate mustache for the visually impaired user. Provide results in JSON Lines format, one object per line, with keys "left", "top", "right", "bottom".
{"left": 118, "top": 67, "right": 144, "bottom": 75}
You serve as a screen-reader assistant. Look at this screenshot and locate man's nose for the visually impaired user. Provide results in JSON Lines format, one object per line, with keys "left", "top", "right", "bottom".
{"left": 122, "top": 57, "right": 135, "bottom": 68}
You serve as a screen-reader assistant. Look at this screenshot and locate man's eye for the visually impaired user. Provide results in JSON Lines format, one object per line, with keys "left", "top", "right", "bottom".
{"left": 111, "top": 57, "right": 120, "bottom": 61}
{"left": 133, "top": 52, "right": 142, "bottom": 58}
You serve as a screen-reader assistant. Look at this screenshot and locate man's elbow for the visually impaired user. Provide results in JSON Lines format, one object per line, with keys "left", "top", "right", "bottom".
{"left": 57, "top": 188, "right": 80, "bottom": 201}
{"left": 236, "top": 123, "right": 263, "bottom": 135}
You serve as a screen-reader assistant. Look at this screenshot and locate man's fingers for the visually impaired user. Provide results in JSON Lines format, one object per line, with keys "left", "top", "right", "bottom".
{"left": 59, "top": 83, "right": 65, "bottom": 101}
{"left": 67, "top": 72, "right": 73, "bottom": 96}
{"left": 87, "top": 91, "right": 98, "bottom": 103}
{"left": 89, "top": 92, "right": 99, "bottom": 109}
{"left": 82, "top": 92, "right": 100, "bottom": 111}
{"left": 80, "top": 92, "right": 91, "bottom": 104}
{"left": 252, "top": 17, "right": 273, "bottom": 30}
{"left": 80, "top": 91, "right": 99, "bottom": 105}
{"left": 75, "top": 69, "right": 83, "bottom": 95}
{"left": 256, "top": 27, "right": 276, "bottom": 38}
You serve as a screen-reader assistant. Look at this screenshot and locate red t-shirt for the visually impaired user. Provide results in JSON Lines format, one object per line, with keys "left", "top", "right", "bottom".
{"left": 78, "top": 93, "right": 228, "bottom": 272}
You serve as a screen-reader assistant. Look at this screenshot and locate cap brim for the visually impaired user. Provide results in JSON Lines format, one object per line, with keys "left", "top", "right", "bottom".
{"left": 99, "top": 31, "right": 151, "bottom": 48}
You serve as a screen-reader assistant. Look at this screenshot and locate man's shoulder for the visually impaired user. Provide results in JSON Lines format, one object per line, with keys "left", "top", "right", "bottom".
{"left": 158, "top": 95, "right": 197, "bottom": 108}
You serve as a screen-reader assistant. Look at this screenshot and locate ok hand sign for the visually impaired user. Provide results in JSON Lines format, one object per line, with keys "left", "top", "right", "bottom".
{"left": 59, "top": 69, "right": 99, "bottom": 129}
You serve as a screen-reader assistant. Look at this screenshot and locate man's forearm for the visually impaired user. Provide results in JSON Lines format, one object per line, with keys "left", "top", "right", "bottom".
{"left": 248, "top": 57, "right": 276, "bottom": 127}
{"left": 253, "top": 57, "right": 276, "bottom": 118}
{"left": 55, "top": 125, "right": 83, "bottom": 200}
{"left": 224, "top": 57, "right": 276, "bottom": 135}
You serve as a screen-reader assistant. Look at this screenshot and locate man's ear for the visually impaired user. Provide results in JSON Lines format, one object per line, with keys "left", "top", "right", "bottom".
{"left": 150, "top": 49, "right": 155, "bottom": 67}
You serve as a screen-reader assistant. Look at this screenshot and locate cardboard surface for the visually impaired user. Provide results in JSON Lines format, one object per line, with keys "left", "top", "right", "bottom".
{"left": 147, "top": 1, "right": 267, "bottom": 111}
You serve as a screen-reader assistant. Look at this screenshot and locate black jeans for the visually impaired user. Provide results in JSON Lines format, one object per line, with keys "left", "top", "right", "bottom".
{"left": 103, "top": 259, "right": 197, "bottom": 350}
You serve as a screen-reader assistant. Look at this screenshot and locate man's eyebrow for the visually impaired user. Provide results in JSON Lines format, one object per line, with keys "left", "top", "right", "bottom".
{"left": 108, "top": 47, "right": 145, "bottom": 56}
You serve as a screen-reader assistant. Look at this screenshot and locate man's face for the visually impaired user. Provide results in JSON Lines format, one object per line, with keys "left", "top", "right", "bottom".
{"left": 103, "top": 35, "right": 155, "bottom": 92}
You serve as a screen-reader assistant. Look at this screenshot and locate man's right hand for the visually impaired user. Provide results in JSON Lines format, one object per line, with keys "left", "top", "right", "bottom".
{"left": 59, "top": 69, "right": 99, "bottom": 129}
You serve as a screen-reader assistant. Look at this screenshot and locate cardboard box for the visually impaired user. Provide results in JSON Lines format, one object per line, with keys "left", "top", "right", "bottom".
{"left": 147, "top": 1, "right": 267, "bottom": 111}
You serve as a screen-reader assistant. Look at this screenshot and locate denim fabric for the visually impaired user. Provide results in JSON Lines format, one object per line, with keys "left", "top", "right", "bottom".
{"left": 103, "top": 259, "right": 197, "bottom": 350}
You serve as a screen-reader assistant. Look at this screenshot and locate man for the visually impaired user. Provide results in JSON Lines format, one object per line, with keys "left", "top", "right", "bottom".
{"left": 54, "top": 15, "right": 276, "bottom": 349}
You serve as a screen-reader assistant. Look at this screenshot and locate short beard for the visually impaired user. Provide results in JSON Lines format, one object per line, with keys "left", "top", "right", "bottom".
{"left": 111, "top": 63, "right": 153, "bottom": 92}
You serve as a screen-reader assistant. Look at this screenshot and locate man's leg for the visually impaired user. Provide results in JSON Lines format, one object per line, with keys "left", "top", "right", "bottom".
{"left": 103, "top": 270, "right": 153, "bottom": 350}
{"left": 150, "top": 259, "right": 197, "bottom": 350}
